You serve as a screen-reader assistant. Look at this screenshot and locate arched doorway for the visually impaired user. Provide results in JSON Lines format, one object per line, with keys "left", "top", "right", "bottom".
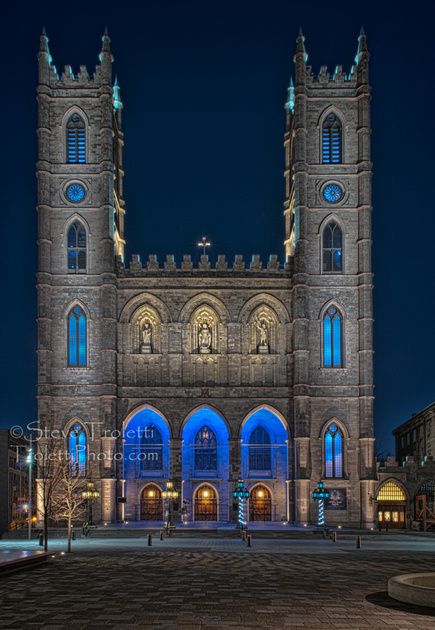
{"left": 140, "top": 484, "right": 163, "bottom": 520}
{"left": 376, "top": 481, "right": 407, "bottom": 529}
{"left": 249, "top": 484, "right": 272, "bottom": 521}
{"left": 194, "top": 484, "right": 218, "bottom": 521}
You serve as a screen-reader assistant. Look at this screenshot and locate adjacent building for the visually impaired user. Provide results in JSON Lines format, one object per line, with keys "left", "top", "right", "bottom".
{"left": 35, "top": 29, "right": 376, "bottom": 527}
{"left": 0, "top": 430, "right": 32, "bottom": 535}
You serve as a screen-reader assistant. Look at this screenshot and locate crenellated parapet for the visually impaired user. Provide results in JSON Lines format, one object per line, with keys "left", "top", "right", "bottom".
{"left": 116, "top": 254, "right": 292, "bottom": 275}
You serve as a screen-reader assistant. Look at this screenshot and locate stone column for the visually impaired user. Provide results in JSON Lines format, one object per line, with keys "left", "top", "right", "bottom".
{"left": 360, "top": 479, "right": 377, "bottom": 529}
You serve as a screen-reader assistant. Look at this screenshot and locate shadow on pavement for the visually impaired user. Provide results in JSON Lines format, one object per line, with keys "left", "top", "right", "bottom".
{"left": 366, "top": 591, "right": 435, "bottom": 617}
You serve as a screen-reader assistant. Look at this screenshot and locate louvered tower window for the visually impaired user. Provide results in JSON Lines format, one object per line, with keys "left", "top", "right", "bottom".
{"left": 322, "top": 113, "right": 342, "bottom": 164}
{"left": 66, "top": 114, "right": 86, "bottom": 163}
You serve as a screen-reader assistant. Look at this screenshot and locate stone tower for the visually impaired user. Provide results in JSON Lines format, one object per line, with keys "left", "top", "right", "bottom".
{"left": 285, "top": 29, "right": 376, "bottom": 526}
{"left": 36, "top": 30, "right": 123, "bottom": 521}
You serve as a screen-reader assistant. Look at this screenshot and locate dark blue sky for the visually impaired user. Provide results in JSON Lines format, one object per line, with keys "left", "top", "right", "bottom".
{"left": 0, "top": 0, "right": 434, "bottom": 452}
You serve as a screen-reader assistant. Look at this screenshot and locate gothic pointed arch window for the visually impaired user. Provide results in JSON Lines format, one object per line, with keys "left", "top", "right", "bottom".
{"left": 66, "top": 113, "right": 86, "bottom": 164}
{"left": 248, "top": 425, "right": 272, "bottom": 471}
{"left": 194, "top": 426, "right": 217, "bottom": 471}
{"left": 324, "top": 422, "right": 343, "bottom": 478}
{"left": 68, "top": 422, "right": 87, "bottom": 476}
{"left": 140, "top": 424, "right": 163, "bottom": 473}
{"left": 67, "top": 220, "right": 87, "bottom": 272}
{"left": 322, "top": 113, "right": 342, "bottom": 164}
{"left": 322, "top": 305, "right": 343, "bottom": 368}
{"left": 67, "top": 306, "right": 87, "bottom": 367}
{"left": 322, "top": 221, "right": 343, "bottom": 273}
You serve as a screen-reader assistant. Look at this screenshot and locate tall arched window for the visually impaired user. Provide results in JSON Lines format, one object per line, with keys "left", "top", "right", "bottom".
{"left": 140, "top": 424, "right": 163, "bottom": 473}
{"left": 67, "top": 221, "right": 87, "bottom": 272}
{"left": 248, "top": 426, "right": 272, "bottom": 471}
{"left": 322, "top": 221, "right": 342, "bottom": 273}
{"left": 194, "top": 426, "right": 217, "bottom": 471}
{"left": 68, "top": 422, "right": 87, "bottom": 476}
{"left": 324, "top": 422, "right": 343, "bottom": 478}
{"left": 323, "top": 305, "right": 343, "bottom": 368}
{"left": 66, "top": 113, "right": 86, "bottom": 164}
{"left": 68, "top": 306, "right": 87, "bottom": 367}
{"left": 322, "top": 113, "right": 342, "bottom": 164}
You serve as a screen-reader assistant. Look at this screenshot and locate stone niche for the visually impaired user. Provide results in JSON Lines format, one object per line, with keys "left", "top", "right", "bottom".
{"left": 131, "top": 305, "right": 161, "bottom": 354}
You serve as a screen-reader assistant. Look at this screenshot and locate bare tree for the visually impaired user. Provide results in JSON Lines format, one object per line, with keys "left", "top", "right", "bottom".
{"left": 51, "top": 458, "right": 87, "bottom": 553}
{"left": 37, "top": 437, "right": 65, "bottom": 551}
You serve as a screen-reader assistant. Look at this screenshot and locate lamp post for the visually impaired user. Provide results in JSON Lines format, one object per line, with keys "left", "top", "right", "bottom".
{"left": 162, "top": 481, "right": 179, "bottom": 532}
{"left": 26, "top": 440, "right": 33, "bottom": 540}
{"left": 81, "top": 481, "right": 100, "bottom": 526}
{"left": 232, "top": 480, "right": 250, "bottom": 530}
{"left": 312, "top": 481, "right": 330, "bottom": 528}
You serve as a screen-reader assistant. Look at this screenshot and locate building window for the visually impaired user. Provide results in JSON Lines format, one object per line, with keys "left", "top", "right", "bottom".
{"left": 140, "top": 424, "right": 163, "bottom": 473}
{"left": 66, "top": 114, "right": 86, "bottom": 164}
{"left": 67, "top": 221, "right": 87, "bottom": 272}
{"left": 248, "top": 426, "right": 272, "bottom": 471}
{"left": 322, "top": 113, "right": 342, "bottom": 164}
{"left": 324, "top": 422, "right": 343, "bottom": 478}
{"left": 376, "top": 481, "right": 406, "bottom": 502}
{"left": 322, "top": 221, "right": 343, "bottom": 273}
{"left": 323, "top": 305, "right": 343, "bottom": 367}
{"left": 194, "top": 426, "right": 217, "bottom": 471}
{"left": 68, "top": 422, "right": 86, "bottom": 476}
{"left": 68, "top": 306, "right": 87, "bottom": 367}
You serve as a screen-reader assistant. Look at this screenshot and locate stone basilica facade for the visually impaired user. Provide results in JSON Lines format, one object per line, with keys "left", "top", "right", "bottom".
{"left": 36, "top": 29, "right": 376, "bottom": 527}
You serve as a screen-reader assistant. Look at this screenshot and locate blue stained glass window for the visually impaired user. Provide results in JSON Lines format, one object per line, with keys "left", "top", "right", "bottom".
{"left": 323, "top": 306, "right": 343, "bottom": 368}
{"left": 140, "top": 424, "right": 163, "bottom": 472}
{"left": 68, "top": 422, "right": 87, "bottom": 476}
{"left": 194, "top": 426, "right": 217, "bottom": 471}
{"left": 322, "top": 113, "right": 342, "bottom": 164}
{"left": 249, "top": 425, "right": 272, "bottom": 471}
{"left": 67, "top": 221, "right": 87, "bottom": 272}
{"left": 322, "top": 221, "right": 343, "bottom": 273}
{"left": 324, "top": 422, "right": 343, "bottom": 478}
{"left": 66, "top": 114, "right": 86, "bottom": 164}
{"left": 68, "top": 306, "right": 87, "bottom": 367}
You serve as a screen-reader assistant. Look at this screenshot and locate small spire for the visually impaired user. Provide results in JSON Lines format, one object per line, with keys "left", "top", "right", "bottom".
{"left": 287, "top": 77, "right": 295, "bottom": 113}
{"left": 113, "top": 75, "right": 123, "bottom": 111}
{"left": 101, "top": 27, "right": 111, "bottom": 54}
{"left": 39, "top": 27, "right": 49, "bottom": 54}
{"left": 355, "top": 26, "right": 368, "bottom": 63}
{"left": 295, "top": 28, "right": 308, "bottom": 62}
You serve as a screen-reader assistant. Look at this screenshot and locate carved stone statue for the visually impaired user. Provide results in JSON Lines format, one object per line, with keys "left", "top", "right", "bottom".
{"left": 198, "top": 323, "right": 212, "bottom": 354}
{"left": 140, "top": 321, "right": 152, "bottom": 354}
{"left": 256, "top": 318, "right": 269, "bottom": 354}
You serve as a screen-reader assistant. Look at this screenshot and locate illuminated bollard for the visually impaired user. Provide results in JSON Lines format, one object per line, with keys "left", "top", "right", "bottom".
{"left": 147, "top": 533, "right": 152, "bottom": 546}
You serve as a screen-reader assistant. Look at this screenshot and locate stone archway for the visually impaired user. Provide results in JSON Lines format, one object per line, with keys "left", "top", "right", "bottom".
{"left": 249, "top": 484, "right": 272, "bottom": 521}
{"left": 194, "top": 484, "right": 218, "bottom": 521}
{"left": 140, "top": 484, "right": 163, "bottom": 521}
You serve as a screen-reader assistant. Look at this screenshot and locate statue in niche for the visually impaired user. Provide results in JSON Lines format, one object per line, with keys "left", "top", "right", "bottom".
{"left": 198, "top": 323, "right": 212, "bottom": 354}
{"left": 255, "top": 318, "right": 270, "bottom": 354}
{"left": 140, "top": 321, "right": 153, "bottom": 354}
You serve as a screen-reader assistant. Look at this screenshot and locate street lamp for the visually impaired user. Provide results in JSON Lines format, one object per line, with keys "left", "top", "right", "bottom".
{"left": 82, "top": 481, "right": 100, "bottom": 526}
{"left": 312, "top": 481, "right": 330, "bottom": 528}
{"left": 232, "top": 480, "right": 250, "bottom": 530}
{"left": 162, "top": 481, "right": 179, "bottom": 532}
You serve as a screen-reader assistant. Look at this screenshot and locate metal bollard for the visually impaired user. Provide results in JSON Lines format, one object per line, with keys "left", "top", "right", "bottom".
{"left": 160, "top": 530, "right": 163, "bottom": 541}
{"left": 356, "top": 535, "right": 362, "bottom": 549}
{"left": 247, "top": 534, "right": 252, "bottom": 547}
{"left": 147, "top": 533, "right": 152, "bottom": 546}
{"left": 38, "top": 532, "right": 44, "bottom": 547}
{"left": 333, "top": 531, "right": 337, "bottom": 543}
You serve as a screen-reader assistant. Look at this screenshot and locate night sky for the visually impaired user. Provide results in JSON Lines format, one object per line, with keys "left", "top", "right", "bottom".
{"left": 1, "top": 0, "right": 434, "bottom": 453}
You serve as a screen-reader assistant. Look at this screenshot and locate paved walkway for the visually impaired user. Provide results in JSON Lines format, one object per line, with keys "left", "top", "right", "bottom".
{"left": 1, "top": 537, "right": 435, "bottom": 628}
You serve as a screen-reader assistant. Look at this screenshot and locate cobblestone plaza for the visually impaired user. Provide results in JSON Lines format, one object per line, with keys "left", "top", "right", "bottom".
{"left": 1, "top": 536, "right": 435, "bottom": 629}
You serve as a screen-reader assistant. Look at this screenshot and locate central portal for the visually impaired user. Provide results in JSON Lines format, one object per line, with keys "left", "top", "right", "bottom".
{"left": 140, "top": 484, "right": 163, "bottom": 520}
{"left": 194, "top": 484, "right": 218, "bottom": 521}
